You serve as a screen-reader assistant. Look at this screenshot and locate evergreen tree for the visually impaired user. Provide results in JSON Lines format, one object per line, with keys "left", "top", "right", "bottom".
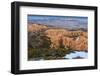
{"left": 28, "top": 30, "right": 51, "bottom": 49}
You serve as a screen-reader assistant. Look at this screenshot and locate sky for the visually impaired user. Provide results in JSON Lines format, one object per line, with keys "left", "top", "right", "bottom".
{"left": 28, "top": 15, "right": 88, "bottom": 29}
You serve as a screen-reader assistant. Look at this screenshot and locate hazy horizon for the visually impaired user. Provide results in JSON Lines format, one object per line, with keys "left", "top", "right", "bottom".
{"left": 28, "top": 15, "right": 88, "bottom": 29}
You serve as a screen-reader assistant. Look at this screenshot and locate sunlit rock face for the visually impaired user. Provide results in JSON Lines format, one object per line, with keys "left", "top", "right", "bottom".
{"left": 28, "top": 23, "right": 47, "bottom": 32}
{"left": 28, "top": 23, "right": 88, "bottom": 51}
{"left": 45, "top": 29, "right": 87, "bottom": 51}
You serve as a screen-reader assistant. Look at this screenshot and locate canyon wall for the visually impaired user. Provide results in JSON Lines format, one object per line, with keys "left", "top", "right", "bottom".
{"left": 28, "top": 24, "right": 88, "bottom": 51}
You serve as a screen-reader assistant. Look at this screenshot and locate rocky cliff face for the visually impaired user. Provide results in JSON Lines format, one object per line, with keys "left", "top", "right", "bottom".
{"left": 45, "top": 29, "right": 87, "bottom": 51}
{"left": 28, "top": 23, "right": 88, "bottom": 51}
{"left": 28, "top": 23, "right": 47, "bottom": 32}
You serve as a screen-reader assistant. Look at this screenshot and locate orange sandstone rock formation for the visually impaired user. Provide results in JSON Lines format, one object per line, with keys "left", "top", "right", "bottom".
{"left": 28, "top": 23, "right": 88, "bottom": 51}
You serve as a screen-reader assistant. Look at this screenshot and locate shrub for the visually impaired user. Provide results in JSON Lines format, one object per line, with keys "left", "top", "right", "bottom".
{"left": 28, "top": 48, "right": 73, "bottom": 60}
